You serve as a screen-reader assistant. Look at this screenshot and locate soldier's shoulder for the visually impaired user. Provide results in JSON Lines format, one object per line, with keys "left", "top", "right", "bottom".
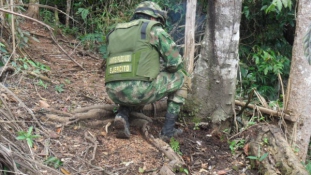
{"left": 151, "top": 26, "right": 170, "bottom": 37}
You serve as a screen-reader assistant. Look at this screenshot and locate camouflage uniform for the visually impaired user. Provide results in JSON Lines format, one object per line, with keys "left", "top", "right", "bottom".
{"left": 105, "top": 1, "right": 187, "bottom": 139}
{"left": 106, "top": 25, "right": 185, "bottom": 115}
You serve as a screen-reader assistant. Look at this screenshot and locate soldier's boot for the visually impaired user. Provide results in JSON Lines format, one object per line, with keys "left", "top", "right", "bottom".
{"left": 160, "top": 113, "right": 183, "bottom": 139}
{"left": 114, "top": 106, "right": 131, "bottom": 139}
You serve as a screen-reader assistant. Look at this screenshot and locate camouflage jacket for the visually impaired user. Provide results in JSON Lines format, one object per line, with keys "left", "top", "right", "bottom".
{"left": 149, "top": 25, "right": 183, "bottom": 73}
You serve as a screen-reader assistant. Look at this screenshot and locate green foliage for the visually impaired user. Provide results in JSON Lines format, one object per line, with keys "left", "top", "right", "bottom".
{"left": 76, "top": 8, "right": 90, "bottom": 21}
{"left": 178, "top": 167, "right": 189, "bottom": 174}
{"left": 37, "top": 79, "right": 48, "bottom": 89}
{"left": 247, "top": 152, "right": 269, "bottom": 161}
{"left": 12, "top": 57, "right": 50, "bottom": 73}
{"left": 304, "top": 161, "right": 311, "bottom": 174}
{"left": 170, "top": 137, "right": 182, "bottom": 155}
{"left": 229, "top": 139, "right": 245, "bottom": 154}
{"left": 239, "top": 46, "right": 290, "bottom": 100}
{"left": 193, "top": 122, "right": 200, "bottom": 130}
{"left": 239, "top": 0, "right": 295, "bottom": 101}
{"left": 44, "top": 156, "right": 63, "bottom": 169}
{"left": 55, "top": 84, "right": 64, "bottom": 93}
{"left": 263, "top": 137, "right": 269, "bottom": 145}
{"left": 247, "top": 145, "right": 269, "bottom": 163}
{"left": 16, "top": 126, "right": 40, "bottom": 148}
{"left": 264, "top": 0, "right": 293, "bottom": 13}
{"left": 0, "top": 42, "right": 9, "bottom": 66}
{"left": 40, "top": 9, "right": 54, "bottom": 24}
{"left": 79, "top": 32, "right": 105, "bottom": 51}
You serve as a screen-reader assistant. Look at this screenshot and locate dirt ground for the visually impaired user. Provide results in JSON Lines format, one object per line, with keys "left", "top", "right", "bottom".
{"left": 1, "top": 20, "right": 259, "bottom": 175}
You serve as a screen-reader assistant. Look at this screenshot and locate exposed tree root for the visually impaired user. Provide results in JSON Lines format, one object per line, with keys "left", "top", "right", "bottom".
{"left": 136, "top": 113, "right": 185, "bottom": 175}
{"left": 243, "top": 124, "right": 308, "bottom": 175}
{"left": 36, "top": 101, "right": 185, "bottom": 175}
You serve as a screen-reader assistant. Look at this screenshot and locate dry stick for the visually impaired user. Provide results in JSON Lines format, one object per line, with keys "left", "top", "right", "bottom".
{"left": 0, "top": 8, "right": 53, "bottom": 78}
{"left": 254, "top": 90, "right": 269, "bottom": 108}
{"left": 0, "top": 83, "right": 48, "bottom": 135}
{"left": 84, "top": 131, "right": 98, "bottom": 163}
{"left": 236, "top": 89, "right": 254, "bottom": 116}
{"left": 0, "top": 8, "right": 84, "bottom": 70}
{"left": 235, "top": 100, "right": 295, "bottom": 122}
{"left": 27, "top": 71, "right": 53, "bottom": 83}
{"left": 33, "top": 84, "right": 47, "bottom": 101}
{"left": 1, "top": 136, "right": 62, "bottom": 175}
{"left": 0, "top": 8, "right": 53, "bottom": 30}
{"left": 9, "top": 3, "right": 78, "bottom": 23}
{"left": 277, "top": 73, "right": 288, "bottom": 140}
{"left": 0, "top": 45, "right": 16, "bottom": 79}
{"left": 49, "top": 30, "right": 85, "bottom": 70}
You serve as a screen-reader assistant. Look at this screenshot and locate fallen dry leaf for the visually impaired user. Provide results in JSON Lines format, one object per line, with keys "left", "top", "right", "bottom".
{"left": 101, "top": 131, "right": 107, "bottom": 137}
{"left": 56, "top": 127, "right": 62, "bottom": 134}
{"left": 199, "top": 168, "right": 208, "bottom": 173}
{"left": 61, "top": 168, "right": 71, "bottom": 175}
{"left": 49, "top": 132, "right": 60, "bottom": 139}
{"left": 243, "top": 143, "right": 249, "bottom": 156}
{"left": 39, "top": 100, "right": 50, "bottom": 108}
{"left": 217, "top": 170, "right": 227, "bottom": 174}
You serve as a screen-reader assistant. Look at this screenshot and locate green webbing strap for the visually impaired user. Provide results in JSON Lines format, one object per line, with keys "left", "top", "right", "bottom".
{"left": 141, "top": 21, "right": 149, "bottom": 40}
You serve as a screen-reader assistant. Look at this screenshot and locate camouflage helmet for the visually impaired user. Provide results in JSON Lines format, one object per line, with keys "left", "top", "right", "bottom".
{"left": 134, "top": 1, "right": 167, "bottom": 25}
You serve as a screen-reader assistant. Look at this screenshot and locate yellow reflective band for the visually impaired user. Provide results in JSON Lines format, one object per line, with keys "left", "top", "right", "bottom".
{"left": 108, "top": 55, "right": 132, "bottom": 65}
{"left": 109, "top": 65, "right": 132, "bottom": 74}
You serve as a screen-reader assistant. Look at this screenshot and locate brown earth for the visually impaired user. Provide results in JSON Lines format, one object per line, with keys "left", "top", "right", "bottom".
{"left": 1, "top": 20, "right": 259, "bottom": 175}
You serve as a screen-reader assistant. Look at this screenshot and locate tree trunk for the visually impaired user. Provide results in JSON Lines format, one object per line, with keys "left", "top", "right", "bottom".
{"left": 66, "top": 0, "right": 71, "bottom": 27}
{"left": 188, "top": 0, "right": 242, "bottom": 123}
{"left": 26, "top": 0, "right": 39, "bottom": 19}
{"left": 286, "top": 0, "right": 311, "bottom": 162}
{"left": 184, "top": 0, "right": 196, "bottom": 74}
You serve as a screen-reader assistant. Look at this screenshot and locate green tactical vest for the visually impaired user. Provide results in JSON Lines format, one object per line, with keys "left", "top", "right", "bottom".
{"left": 105, "top": 19, "right": 161, "bottom": 83}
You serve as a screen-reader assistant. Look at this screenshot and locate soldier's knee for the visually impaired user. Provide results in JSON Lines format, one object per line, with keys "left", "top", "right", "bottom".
{"left": 175, "top": 87, "right": 187, "bottom": 99}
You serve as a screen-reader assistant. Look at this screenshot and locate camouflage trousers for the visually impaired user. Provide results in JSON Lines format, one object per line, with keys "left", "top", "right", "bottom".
{"left": 105, "top": 70, "right": 185, "bottom": 115}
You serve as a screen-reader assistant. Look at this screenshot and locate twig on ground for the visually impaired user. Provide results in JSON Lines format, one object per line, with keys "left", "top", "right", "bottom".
{"left": 33, "top": 84, "right": 47, "bottom": 101}
{"left": 105, "top": 121, "right": 112, "bottom": 133}
{"left": 27, "top": 71, "right": 53, "bottom": 84}
{"left": 84, "top": 131, "right": 98, "bottom": 163}
{"left": 0, "top": 83, "right": 48, "bottom": 136}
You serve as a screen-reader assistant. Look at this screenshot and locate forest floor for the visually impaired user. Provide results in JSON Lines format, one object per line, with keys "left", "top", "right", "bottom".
{"left": 1, "top": 20, "right": 259, "bottom": 175}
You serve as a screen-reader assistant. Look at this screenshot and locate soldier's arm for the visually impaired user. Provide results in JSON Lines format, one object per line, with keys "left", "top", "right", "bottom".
{"left": 150, "top": 26, "right": 183, "bottom": 73}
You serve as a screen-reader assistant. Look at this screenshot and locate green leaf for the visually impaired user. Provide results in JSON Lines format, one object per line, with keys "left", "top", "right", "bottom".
{"left": 259, "top": 153, "right": 269, "bottom": 161}
{"left": 265, "top": 4, "right": 275, "bottom": 13}
{"left": 27, "top": 60, "right": 36, "bottom": 67}
{"left": 276, "top": 0, "right": 282, "bottom": 11}
{"left": 138, "top": 167, "right": 144, "bottom": 173}
{"left": 27, "top": 126, "right": 34, "bottom": 135}
{"left": 16, "top": 135, "right": 26, "bottom": 140}
{"left": 247, "top": 156, "right": 258, "bottom": 160}
{"left": 54, "top": 159, "right": 63, "bottom": 168}
{"left": 45, "top": 156, "right": 58, "bottom": 163}
{"left": 30, "top": 135, "right": 40, "bottom": 139}
{"left": 26, "top": 138, "right": 33, "bottom": 147}
{"left": 281, "top": 0, "right": 288, "bottom": 8}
